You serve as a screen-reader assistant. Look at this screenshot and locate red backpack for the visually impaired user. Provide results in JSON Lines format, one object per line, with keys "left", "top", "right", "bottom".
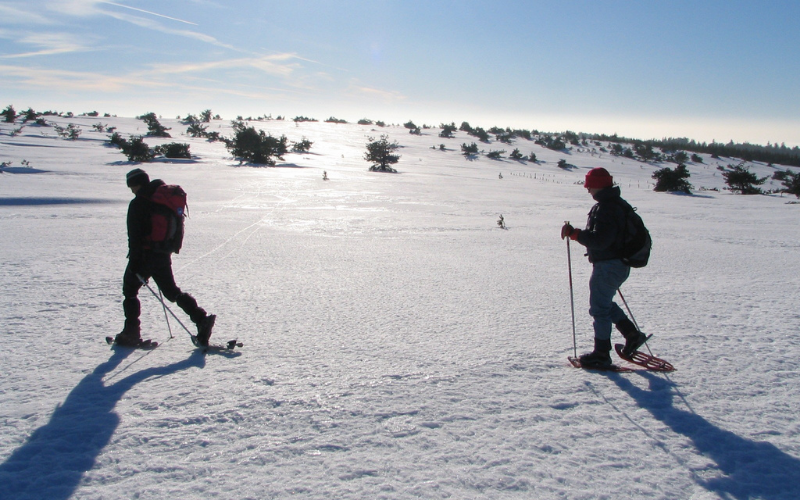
{"left": 146, "top": 184, "right": 187, "bottom": 254}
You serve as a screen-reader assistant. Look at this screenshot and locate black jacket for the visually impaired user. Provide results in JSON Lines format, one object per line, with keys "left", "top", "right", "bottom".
{"left": 575, "top": 186, "right": 630, "bottom": 263}
{"left": 127, "top": 179, "right": 165, "bottom": 261}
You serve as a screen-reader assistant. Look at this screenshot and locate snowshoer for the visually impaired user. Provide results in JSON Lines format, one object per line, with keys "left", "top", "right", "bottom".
{"left": 561, "top": 167, "right": 648, "bottom": 368}
{"left": 115, "top": 168, "right": 216, "bottom": 347}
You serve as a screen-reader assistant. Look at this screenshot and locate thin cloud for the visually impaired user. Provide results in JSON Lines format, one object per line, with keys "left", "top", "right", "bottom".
{"left": 145, "top": 54, "right": 304, "bottom": 78}
{"left": 0, "top": 64, "right": 162, "bottom": 92}
{"left": 1, "top": 47, "right": 84, "bottom": 58}
{"left": 0, "top": 63, "right": 300, "bottom": 102}
{"left": 101, "top": 1, "right": 198, "bottom": 26}
{"left": 0, "top": 31, "right": 94, "bottom": 58}
{"left": 99, "top": 9, "right": 239, "bottom": 51}
{"left": 0, "top": 3, "right": 55, "bottom": 24}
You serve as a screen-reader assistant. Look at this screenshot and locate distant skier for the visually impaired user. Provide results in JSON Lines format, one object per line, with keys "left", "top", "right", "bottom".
{"left": 114, "top": 168, "right": 216, "bottom": 347}
{"left": 561, "top": 167, "right": 648, "bottom": 368}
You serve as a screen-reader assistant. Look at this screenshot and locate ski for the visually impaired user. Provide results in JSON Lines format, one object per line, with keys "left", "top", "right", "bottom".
{"left": 191, "top": 335, "right": 243, "bottom": 352}
{"left": 615, "top": 344, "right": 674, "bottom": 372}
{"left": 568, "top": 356, "right": 634, "bottom": 373}
{"left": 105, "top": 336, "right": 159, "bottom": 349}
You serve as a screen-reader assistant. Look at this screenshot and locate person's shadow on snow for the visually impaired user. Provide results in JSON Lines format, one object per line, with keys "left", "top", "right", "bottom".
{"left": 0, "top": 347, "right": 206, "bottom": 500}
{"left": 614, "top": 373, "right": 800, "bottom": 500}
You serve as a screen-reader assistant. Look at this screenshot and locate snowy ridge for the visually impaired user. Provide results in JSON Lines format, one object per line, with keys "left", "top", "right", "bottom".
{"left": 1, "top": 116, "right": 800, "bottom": 499}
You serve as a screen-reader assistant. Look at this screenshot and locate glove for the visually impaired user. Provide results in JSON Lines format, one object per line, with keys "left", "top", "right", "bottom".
{"left": 561, "top": 223, "right": 580, "bottom": 240}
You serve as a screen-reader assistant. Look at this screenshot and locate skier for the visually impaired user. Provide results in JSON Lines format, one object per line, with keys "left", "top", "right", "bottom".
{"left": 561, "top": 167, "right": 648, "bottom": 368}
{"left": 114, "top": 168, "right": 216, "bottom": 347}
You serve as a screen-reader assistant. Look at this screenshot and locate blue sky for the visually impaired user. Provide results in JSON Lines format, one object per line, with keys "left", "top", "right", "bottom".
{"left": 1, "top": 0, "right": 798, "bottom": 146}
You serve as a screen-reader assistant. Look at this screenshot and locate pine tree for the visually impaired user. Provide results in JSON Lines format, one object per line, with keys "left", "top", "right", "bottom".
{"left": 138, "top": 112, "right": 171, "bottom": 137}
{"left": 652, "top": 164, "right": 693, "bottom": 193}
{"left": 722, "top": 162, "right": 768, "bottom": 194}
{"left": 364, "top": 135, "right": 400, "bottom": 172}
{"left": 225, "top": 126, "right": 288, "bottom": 165}
{"left": 779, "top": 170, "right": 800, "bottom": 198}
{"left": 2, "top": 105, "right": 16, "bottom": 123}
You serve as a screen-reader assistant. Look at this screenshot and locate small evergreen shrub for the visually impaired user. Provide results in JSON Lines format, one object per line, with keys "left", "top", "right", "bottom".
{"left": 461, "top": 142, "right": 479, "bottom": 157}
{"left": 777, "top": 169, "right": 800, "bottom": 197}
{"left": 187, "top": 122, "right": 208, "bottom": 137}
{"left": 2, "top": 105, "right": 16, "bottom": 123}
{"left": 108, "top": 132, "right": 126, "bottom": 148}
{"left": 54, "top": 123, "right": 82, "bottom": 140}
{"left": 721, "top": 162, "right": 767, "bottom": 194}
{"left": 439, "top": 123, "right": 457, "bottom": 138}
{"left": 364, "top": 135, "right": 400, "bottom": 172}
{"left": 121, "top": 136, "right": 155, "bottom": 162}
{"left": 672, "top": 151, "right": 689, "bottom": 164}
{"left": 22, "top": 108, "right": 38, "bottom": 122}
{"left": 634, "top": 143, "right": 658, "bottom": 161}
{"left": 469, "top": 127, "right": 490, "bottom": 142}
{"left": 487, "top": 150, "right": 505, "bottom": 160}
{"left": 225, "top": 126, "right": 288, "bottom": 165}
{"left": 536, "top": 135, "right": 566, "bottom": 151}
{"left": 514, "top": 129, "right": 532, "bottom": 140}
{"left": 292, "top": 137, "right": 313, "bottom": 153}
{"left": 154, "top": 142, "right": 191, "bottom": 159}
{"left": 496, "top": 133, "right": 513, "bottom": 144}
{"left": 652, "top": 164, "right": 693, "bottom": 193}
{"left": 137, "top": 112, "right": 171, "bottom": 137}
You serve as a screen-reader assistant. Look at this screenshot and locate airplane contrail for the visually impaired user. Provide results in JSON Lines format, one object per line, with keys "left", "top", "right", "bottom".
{"left": 102, "top": 1, "right": 198, "bottom": 25}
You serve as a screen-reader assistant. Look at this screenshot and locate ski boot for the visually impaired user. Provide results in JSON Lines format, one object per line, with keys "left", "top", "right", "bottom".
{"left": 195, "top": 314, "right": 216, "bottom": 347}
{"left": 114, "top": 324, "right": 142, "bottom": 347}
{"left": 616, "top": 318, "right": 648, "bottom": 357}
{"left": 579, "top": 337, "right": 613, "bottom": 368}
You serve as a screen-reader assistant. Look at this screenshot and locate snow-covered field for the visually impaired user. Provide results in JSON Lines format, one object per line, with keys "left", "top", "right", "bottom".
{"left": 1, "top": 115, "right": 799, "bottom": 499}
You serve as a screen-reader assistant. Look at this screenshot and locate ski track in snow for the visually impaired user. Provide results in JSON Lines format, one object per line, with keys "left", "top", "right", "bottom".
{"left": 1, "top": 117, "right": 800, "bottom": 499}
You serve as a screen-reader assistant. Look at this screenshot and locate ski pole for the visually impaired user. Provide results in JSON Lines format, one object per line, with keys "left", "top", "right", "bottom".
{"left": 158, "top": 288, "right": 174, "bottom": 339}
{"left": 566, "top": 222, "right": 577, "bottom": 358}
{"left": 617, "top": 288, "right": 653, "bottom": 356}
{"left": 137, "top": 274, "right": 194, "bottom": 339}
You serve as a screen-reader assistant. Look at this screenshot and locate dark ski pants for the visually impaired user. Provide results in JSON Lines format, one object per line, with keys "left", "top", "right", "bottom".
{"left": 588, "top": 259, "right": 631, "bottom": 341}
{"left": 122, "top": 252, "right": 207, "bottom": 330}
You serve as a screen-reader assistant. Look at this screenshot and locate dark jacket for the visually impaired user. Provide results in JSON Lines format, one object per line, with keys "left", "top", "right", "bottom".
{"left": 127, "top": 179, "right": 165, "bottom": 261}
{"left": 575, "top": 186, "right": 629, "bottom": 263}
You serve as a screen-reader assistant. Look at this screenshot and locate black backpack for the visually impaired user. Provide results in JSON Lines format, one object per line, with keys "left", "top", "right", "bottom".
{"left": 615, "top": 200, "right": 651, "bottom": 268}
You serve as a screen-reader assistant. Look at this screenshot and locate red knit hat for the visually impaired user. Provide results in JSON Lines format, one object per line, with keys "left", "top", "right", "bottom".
{"left": 584, "top": 167, "right": 613, "bottom": 189}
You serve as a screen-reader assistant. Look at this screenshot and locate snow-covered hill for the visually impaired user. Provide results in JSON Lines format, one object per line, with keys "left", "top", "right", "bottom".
{"left": 1, "top": 115, "right": 799, "bottom": 499}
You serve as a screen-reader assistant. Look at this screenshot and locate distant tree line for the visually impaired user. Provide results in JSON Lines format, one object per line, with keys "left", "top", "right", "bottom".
{"left": 589, "top": 133, "right": 800, "bottom": 168}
